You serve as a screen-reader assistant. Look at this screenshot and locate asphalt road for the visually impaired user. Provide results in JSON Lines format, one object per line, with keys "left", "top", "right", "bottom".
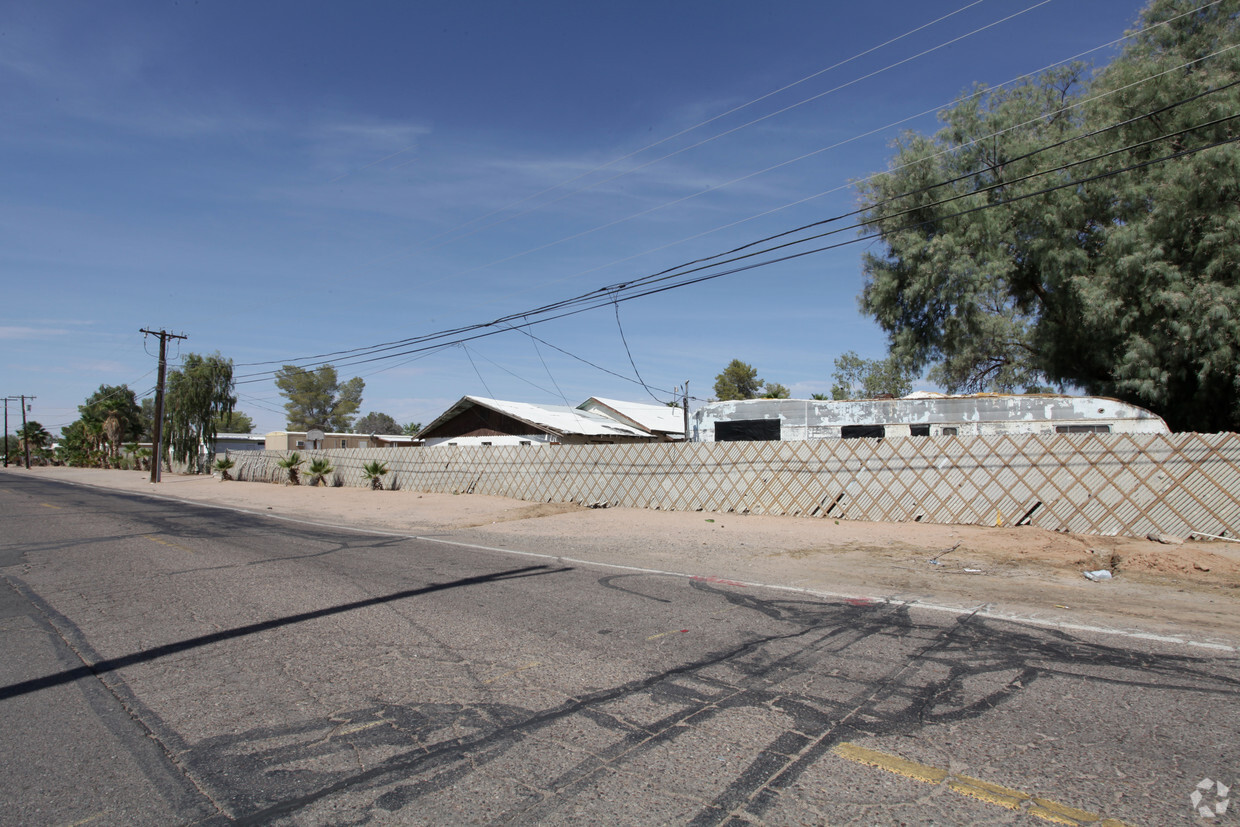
{"left": 2, "top": 473, "right": 1237, "bottom": 826}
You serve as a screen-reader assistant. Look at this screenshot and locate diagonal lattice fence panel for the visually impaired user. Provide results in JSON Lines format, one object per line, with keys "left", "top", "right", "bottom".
{"left": 230, "top": 432, "right": 1240, "bottom": 539}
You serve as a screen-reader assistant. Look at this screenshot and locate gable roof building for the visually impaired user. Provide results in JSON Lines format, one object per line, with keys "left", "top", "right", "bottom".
{"left": 416, "top": 396, "right": 668, "bottom": 447}
{"left": 577, "top": 397, "right": 685, "bottom": 440}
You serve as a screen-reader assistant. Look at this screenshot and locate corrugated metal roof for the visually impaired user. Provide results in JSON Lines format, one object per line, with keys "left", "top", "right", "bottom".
{"left": 422, "top": 396, "right": 651, "bottom": 438}
{"left": 579, "top": 397, "right": 685, "bottom": 435}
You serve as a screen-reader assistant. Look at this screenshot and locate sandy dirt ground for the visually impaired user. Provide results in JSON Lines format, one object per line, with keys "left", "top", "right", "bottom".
{"left": 7, "top": 466, "right": 1240, "bottom": 647}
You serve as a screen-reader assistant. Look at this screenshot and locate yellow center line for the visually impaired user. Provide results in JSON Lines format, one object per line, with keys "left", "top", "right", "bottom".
{"left": 144, "top": 535, "right": 195, "bottom": 554}
{"left": 832, "top": 742, "right": 1134, "bottom": 827}
{"left": 40, "top": 502, "right": 62, "bottom": 509}
{"left": 483, "top": 661, "right": 541, "bottom": 685}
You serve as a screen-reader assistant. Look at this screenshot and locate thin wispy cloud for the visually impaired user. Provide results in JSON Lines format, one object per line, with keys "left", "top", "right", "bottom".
{"left": 0, "top": 326, "right": 74, "bottom": 340}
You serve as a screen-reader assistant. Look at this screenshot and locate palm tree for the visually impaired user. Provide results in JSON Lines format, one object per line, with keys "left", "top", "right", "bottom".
{"left": 84, "top": 421, "right": 107, "bottom": 467}
{"left": 306, "top": 457, "right": 334, "bottom": 487}
{"left": 103, "top": 412, "right": 124, "bottom": 460}
{"left": 276, "top": 452, "right": 305, "bottom": 485}
{"left": 361, "top": 460, "right": 389, "bottom": 490}
{"left": 17, "top": 421, "right": 52, "bottom": 463}
{"left": 213, "top": 457, "right": 236, "bottom": 481}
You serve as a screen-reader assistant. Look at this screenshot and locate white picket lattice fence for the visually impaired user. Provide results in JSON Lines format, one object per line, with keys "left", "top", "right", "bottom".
{"left": 230, "top": 432, "right": 1240, "bottom": 539}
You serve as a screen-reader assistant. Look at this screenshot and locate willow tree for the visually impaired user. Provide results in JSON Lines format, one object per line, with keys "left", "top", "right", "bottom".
{"left": 857, "top": 0, "right": 1240, "bottom": 431}
{"left": 164, "top": 352, "right": 236, "bottom": 468}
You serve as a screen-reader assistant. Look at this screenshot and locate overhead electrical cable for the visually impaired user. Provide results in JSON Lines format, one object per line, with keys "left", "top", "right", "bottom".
{"left": 461, "top": 345, "right": 561, "bottom": 400}
{"left": 514, "top": 320, "right": 572, "bottom": 406}
{"left": 475, "top": 25, "right": 1234, "bottom": 305}
{"left": 439, "top": 21, "right": 1229, "bottom": 290}
{"left": 612, "top": 297, "right": 667, "bottom": 404}
{"left": 234, "top": 121, "right": 1240, "bottom": 388}
{"left": 507, "top": 327, "right": 681, "bottom": 397}
{"left": 461, "top": 345, "right": 494, "bottom": 398}
{"left": 234, "top": 25, "right": 1224, "bottom": 375}
{"left": 233, "top": 70, "right": 1236, "bottom": 383}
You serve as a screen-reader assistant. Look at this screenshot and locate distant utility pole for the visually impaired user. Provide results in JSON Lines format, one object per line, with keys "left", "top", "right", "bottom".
{"left": 19, "top": 395, "right": 34, "bottom": 468}
{"left": 140, "top": 328, "right": 188, "bottom": 483}
{"left": 4, "top": 395, "right": 36, "bottom": 468}
{"left": 3, "top": 396, "right": 12, "bottom": 468}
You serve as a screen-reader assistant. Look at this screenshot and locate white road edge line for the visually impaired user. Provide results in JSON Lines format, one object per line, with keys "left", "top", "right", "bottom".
{"left": 34, "top": 476, "right": 1240, "bottom": 654}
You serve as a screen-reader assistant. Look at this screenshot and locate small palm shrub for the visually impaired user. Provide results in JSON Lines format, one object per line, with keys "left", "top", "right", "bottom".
{"left": 362, "top": 460, "right": 389, "bottom": 490}
{"left": 213, "top": 457, "right": 236, "bottom": 481}
{"left": 276, "top": 452, "right": 305, "bottom": 485}
{"left": 306, "top": 457, "right": 334, "bottom": 487}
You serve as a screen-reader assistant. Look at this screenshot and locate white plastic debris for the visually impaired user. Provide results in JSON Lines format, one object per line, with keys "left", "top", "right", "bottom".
{"left": 1082, "top": 569, "right": 1113, "bottom": 581}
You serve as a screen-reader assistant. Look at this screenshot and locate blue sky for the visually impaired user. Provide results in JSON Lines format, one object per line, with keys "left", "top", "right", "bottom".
{"left": 2, "top": 0, "right": 1154, "bottom": 435}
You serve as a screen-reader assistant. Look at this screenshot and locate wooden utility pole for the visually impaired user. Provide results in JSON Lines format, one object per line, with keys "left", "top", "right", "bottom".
{"left": 140, "top": 328, "right": 187, "bottom": 483}
{"left": 682, "top": 381, "right": 690, "bottom": 442}
{"left": 3, "top": 397, "right": 11, "bottom": 467}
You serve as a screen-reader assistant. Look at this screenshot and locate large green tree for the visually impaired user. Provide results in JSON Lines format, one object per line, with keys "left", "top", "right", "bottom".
{"left": 275, "top": 364, "right": 365, "bottom": 432}
{"left": 16, "top": 421, "right": 52, "bottom": 464}
{"left": 830, "top": 351, "right": 917, "bottom": 400}
{"left": 212, "top": 410, "right": 254, "bottom": 433}
{"left": 857, "top": 0, "right": 1240, "bottom": 431}
{"left": 78, "top": 384, "right": 144, "bottom": 442}
{"left": 713, "top": 359, "right": 787, "bottom": 401}
{"left": 353, "top": 411, "right": 401, "bottom": 434}
{"left": 164, "top": 352, "right": 236, "bottom": 466}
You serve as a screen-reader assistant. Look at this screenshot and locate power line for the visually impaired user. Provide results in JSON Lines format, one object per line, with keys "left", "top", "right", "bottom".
{"left": 229, "top": 80, "right": 1237, "bottom": 388}
{"left": 232, "top": 19, "right": 1233, "bottom": 388}
{"left": 612, "top": 297, "right": 666, "bottom": 405}
{"left": 517, "top": 320, "right": 572, "bottom": 406}
{"left": 372, "top": 1, "right": 1215, "bottom": 300}
{"left": 238, "top": 128, "right": 1240, "bottom": 385}
{"left": 461, "top": 344, "right": 561, "bottom": 400}
{"left": 478, "top": 14, "right": 1227, "bottom": 306}
{"left": 461, "top": 345, "right": 494, "bottom": 398}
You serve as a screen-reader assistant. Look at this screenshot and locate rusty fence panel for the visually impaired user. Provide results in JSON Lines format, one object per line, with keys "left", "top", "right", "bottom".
{"left": 230, "top": 432, "right": 1240, "bottom": 539}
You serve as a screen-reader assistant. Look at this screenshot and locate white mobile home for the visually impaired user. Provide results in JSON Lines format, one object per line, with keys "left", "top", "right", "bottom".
{"left": 692, "top": 394, "right": 1170, "bottom": 442}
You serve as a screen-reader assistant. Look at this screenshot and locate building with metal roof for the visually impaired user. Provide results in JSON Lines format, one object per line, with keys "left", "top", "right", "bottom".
{"left": 577, "top": 397, "right": 685, "bottom": 440}
{"left": 416, "top": 396, "right": 665, "bottom": 447}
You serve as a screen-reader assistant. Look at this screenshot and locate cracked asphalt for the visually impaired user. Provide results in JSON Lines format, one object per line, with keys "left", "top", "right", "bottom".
{"left": 2, "top": 473, "right": 1237, "bottom": 825}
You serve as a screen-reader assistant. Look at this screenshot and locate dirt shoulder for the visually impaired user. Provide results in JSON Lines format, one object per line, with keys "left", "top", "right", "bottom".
{"left": 8, "top": 466, "right": 1240, "bottom": 647}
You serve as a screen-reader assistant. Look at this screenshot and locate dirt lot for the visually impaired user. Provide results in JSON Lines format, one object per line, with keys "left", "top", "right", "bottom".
{"left": 8, "top": 466, "right": 1240, "bottom": 645}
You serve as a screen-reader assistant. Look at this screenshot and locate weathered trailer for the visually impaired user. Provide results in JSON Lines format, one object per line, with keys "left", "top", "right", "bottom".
{"left": 691, "top": 394, "right": 1170, "bottom": 442}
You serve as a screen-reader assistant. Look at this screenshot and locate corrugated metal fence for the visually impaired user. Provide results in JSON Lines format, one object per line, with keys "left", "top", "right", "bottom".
{"left": 230, "top": 431, "right": 1240, "bottom": 539}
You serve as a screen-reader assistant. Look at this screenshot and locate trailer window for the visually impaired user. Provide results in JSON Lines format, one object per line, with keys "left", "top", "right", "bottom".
{"left": 1056, "top": 424, "right": 1111, "bottom": 434}
{"left": 841, "top": 425, "right": 885, "bottom": 439}
{"left": 910, "top": 424, "right": 930, "bottom": 437}
{"left": 715, "top": 419, "right": 780, "bottom": 441}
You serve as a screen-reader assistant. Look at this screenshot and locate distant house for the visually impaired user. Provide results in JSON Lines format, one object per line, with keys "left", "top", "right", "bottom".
{"left": 416, "top": 396, "right": 664, "bottom": 447}
{"left": 692, "top": 394, "right": 1171, "bottom": 442}
{"left": 264, "top": 431, "right": 420, "bottom": 451}
{"left": 577, "top": 397, "right": 685, "bottom": 441}
{"left": 214, "top": 433, "right": 268, "bottom": 453}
